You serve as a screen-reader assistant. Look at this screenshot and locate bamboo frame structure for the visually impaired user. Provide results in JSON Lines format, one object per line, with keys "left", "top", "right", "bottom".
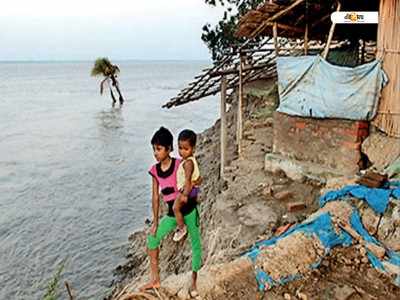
{"left": 163, "top": 0, "right": 353, "bottom": 109}
{"left": 246, "top": 0, "right": 305, "bottom": 41}
{"left": 162, "top": 0, "right": 371, "bottom": 165}
{"left": 323, "top": 2, "right": 341, "bottom": 59}
{"left": 220, "top": 76, "right": 227, "bottom": 178}
{"left": 373, "top": 0, "right": 400, "bottom": 137}
{"left": 237, "top": 55, "right": 244, "bottom": 156}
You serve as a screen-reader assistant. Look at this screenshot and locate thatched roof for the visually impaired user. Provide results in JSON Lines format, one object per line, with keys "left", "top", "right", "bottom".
{"left": 162, "top": 38, "right": 345, "bottom": 109}
{"left": 163, "top": 38, "right": 278, "bottom": 108}
{"left": 236, "top": 0, "right": 379, "bottom": 41}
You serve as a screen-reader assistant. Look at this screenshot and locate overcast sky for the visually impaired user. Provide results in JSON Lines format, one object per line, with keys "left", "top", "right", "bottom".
{"left": 0, "top": 0, "right": 224, "bottom": 61}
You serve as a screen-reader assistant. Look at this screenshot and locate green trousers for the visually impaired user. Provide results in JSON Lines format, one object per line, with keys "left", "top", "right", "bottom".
{"left": 147, "top": 207, "right": 202, "bottom": 272}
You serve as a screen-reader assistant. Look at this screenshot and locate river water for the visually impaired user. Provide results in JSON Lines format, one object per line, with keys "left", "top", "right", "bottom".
{"left": 0, "top": 61, "right": 218, "bottom": 299}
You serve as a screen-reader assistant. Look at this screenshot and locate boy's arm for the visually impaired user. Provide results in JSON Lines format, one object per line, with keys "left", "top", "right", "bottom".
{"left": 151, "top": 176, "right": 160, "bottom": 225}
{"left": 180, "top": 160, "right": 194, "bottom": 202}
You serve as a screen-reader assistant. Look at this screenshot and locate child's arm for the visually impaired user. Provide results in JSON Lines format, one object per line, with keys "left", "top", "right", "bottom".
{"left": 193, "top": 176, "right": 202, "bottom": 187}
{"left": 150, "top": 176, "right": 160, "bottom": 235}
{"left": 179, "top": 160, "right": 194, "bottom": 203}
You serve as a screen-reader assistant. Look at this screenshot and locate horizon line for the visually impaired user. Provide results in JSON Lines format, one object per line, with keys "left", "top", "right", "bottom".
{"left": 0, "top": 58, "right": 212, "bottom": 63}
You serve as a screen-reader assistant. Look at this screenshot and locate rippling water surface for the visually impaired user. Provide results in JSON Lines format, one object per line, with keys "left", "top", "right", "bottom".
{"left": 0, "top": 61, "right": 218, "bottom": 299}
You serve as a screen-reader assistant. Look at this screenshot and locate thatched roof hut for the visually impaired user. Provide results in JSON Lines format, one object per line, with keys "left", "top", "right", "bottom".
{"left": 236, "top": 0, "right": 379, "bottom": 41}
{"left": 165, "top": 0, "right": 399, "bottom": 140}
{"left": 235, "top": 0, "right": 399, "bottom": 137}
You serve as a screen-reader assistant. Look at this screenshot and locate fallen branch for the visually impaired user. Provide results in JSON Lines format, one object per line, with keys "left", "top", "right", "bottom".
{"left": 115, "top": 284, "right": 130, "bottom": 300}
{"left": 334, "top": 218, "right": 386, "bottom": 259}
{"left": 152, "top": 287, "right": 166, "bottom": 300}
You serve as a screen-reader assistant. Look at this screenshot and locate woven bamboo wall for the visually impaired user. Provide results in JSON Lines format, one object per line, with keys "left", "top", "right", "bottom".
{"left": 373, "top": 0, "right": 400, "bottom": 137}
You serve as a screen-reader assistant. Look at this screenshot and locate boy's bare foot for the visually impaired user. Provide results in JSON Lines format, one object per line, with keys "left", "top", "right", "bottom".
{"left": 173, "top": 226, "right": 187, "bottom": 242}
{"left": 189, "top": 286, "right": 200, "bottom": 298}
{"left": 138, "top": 280, "right": 160, "bottom": 292}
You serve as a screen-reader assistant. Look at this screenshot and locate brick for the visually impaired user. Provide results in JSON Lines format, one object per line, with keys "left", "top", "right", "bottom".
{"left": 356, "top": 171, "right": 387, "bottom": 188}
{"left": 273, "top": 111, "right": 362, "bottom": 174}
{"left": 343, "top": 128, "right": 359, "bottom": 137}
{"left": 353, "top": 121, "right": 369, "bottom": 130}
{"left": 342, "top": 141, "right": 361, "bottom": 150}
{"left": 363, "top": 171, "right": 387, "bottom": 182}
{"left": 357, "top": 128, "right": 369, "bottom": 139}
{"left": 356, "top": 177, "right": 383, "bottom": 188}
{"left": 287, "top": 202, "right": 307, "bottom": 212}
{"left": 295, "top": 122, "right": 306, "bottom": 129}
{"left": 275, "top": 223, "right": 294, "bottom": 236}
{"left": 273, "top": 191, "right": 293, "bottom": 201}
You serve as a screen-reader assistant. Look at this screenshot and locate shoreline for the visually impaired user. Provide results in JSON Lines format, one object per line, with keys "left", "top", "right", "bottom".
{"left": 107, "top": 79, "right": 400, "bottom": 300}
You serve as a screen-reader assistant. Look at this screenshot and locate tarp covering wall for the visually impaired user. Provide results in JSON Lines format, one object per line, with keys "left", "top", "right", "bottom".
{"left": 276, "top": 56, "right": 388, "bottom": 120}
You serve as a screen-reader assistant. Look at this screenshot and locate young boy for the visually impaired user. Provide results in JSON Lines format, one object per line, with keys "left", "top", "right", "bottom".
{"left": 173, "top": 129, "right": 201, "bottom": 242}
{"left": 140, "top": 127, "right": 201, "bottom": 297}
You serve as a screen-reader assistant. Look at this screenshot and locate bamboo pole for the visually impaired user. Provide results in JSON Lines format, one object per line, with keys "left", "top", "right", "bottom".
{"left": 361, "top": 39, "right": 365, "bottom": 64}
{"left": 237, "top": 55, "right": 244, "bottom": 156}
{"left": 304, "top": 23, "right": 309, "bottom": 55}
{"left": 323, "top": 2, "right": 341, "bottom": 59}
{"left": 373, "top": 0, "right": 400, "bottom": 137}
{"left": 273, "top": 22, "right": 279, "bottom": 56}
{"left": 220, "top": 76, "right": 227, "bottom": 179}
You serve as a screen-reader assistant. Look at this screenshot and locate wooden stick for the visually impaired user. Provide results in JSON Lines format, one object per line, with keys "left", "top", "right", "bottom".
{"left": 220, "top": 76, "right": 227, "bottom": 179}
{"left": 115, "top": 284, "right": 130, "bottom": 300}
{"left": 240, "top": 48, "right": 276, "bottom": 54}
{"left": 323, "top": 2, "right": 341, "bottom": 59}
{"left": 335, "top": 218, "right": 386, "bottom": 259}
{"left": 64, "top": 281, "right": 74, "bottom": 300}
{"left": 273, "top": 22, "right": 279, "bottom": 56}
{"left": 152, "top": 287, "right": 165, "bottom": 300}
{"left": 310, "top": 13, "right": 331, "bottom": 29}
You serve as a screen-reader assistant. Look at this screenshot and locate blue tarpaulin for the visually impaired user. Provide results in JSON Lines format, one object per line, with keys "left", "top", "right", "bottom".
{"left": 319, "top": 184, "right": 400, "bottom": 214}
{"left": 246, "top": 212, "right": 353, "bottom": 290}
{"left": 276, "top": 56, "right": 388, "bottom": 120}
{"left": 244, "top": 181, "right": 400, "bottom": 291}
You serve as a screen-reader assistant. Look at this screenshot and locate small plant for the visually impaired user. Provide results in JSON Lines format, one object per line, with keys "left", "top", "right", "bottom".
{"left": 42, "top": 260, "right": 66, "bottom": 300}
